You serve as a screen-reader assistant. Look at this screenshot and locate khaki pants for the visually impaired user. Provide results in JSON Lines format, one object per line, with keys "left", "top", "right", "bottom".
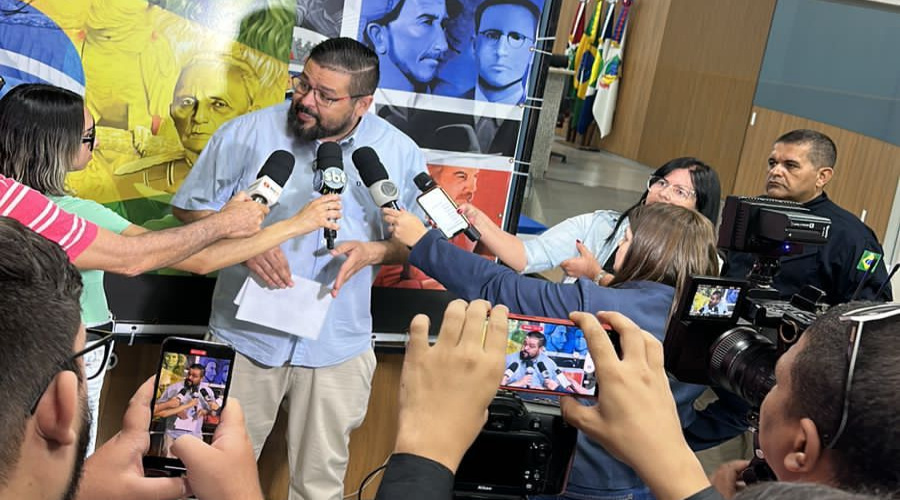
{"left": 228, "top": 347, "right": 377, "bottom": 500}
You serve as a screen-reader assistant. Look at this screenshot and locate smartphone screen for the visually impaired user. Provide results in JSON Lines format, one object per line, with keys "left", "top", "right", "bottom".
{"left": 416, "top": 187, "right": 469, "bottom": 239}
{"left": 502, "top": 314, "right": 599, "bottom": 398}
{"left": 143, "top": 337, "right": 235, "bottom": 476}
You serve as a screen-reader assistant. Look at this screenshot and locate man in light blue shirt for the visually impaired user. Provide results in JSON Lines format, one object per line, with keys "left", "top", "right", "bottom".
{"left": 172, "top": 38, "right": 427, "bottom": 500}
{"left": 501, "top": 331, "right": 562, "bottom": 391}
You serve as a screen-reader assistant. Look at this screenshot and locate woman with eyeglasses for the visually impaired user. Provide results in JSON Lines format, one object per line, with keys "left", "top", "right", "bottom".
{"left": 385, "top": 201, "right": 749, "bottom": 500}
{"left": 460, "top": 157, "right": 721, "bottom": 284}
{"left": 0, "top": 83, "right": 341, "bottom": 455}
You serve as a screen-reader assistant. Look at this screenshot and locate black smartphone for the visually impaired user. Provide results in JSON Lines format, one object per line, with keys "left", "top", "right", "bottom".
{"left": 416, "top": 186, "right": 471, "bottom": 239}
{"left": 501, "top": 313, "right": 612, "bottom": 398}
{"left": 143, "top": 337, "right": 235, "bottom": 476}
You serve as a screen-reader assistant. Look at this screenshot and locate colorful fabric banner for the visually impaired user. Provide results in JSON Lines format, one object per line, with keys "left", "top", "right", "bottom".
{"left": 566, "top": 0, "right": 587, "bottom": 82}
{"left": 570, "top": 0, "right": 603, "bottom": 131}
{"left": 576, "top": 0, "right": 615, "bottom": 135}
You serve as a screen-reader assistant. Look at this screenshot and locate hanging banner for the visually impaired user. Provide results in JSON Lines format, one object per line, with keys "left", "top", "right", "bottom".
{"left": 0, "top": 0, "right": 291, "bottom": 227}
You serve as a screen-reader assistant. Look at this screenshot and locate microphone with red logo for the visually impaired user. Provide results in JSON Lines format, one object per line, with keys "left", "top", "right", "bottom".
{"left": 247, "top": 150, "right": 295, "bottom": 206}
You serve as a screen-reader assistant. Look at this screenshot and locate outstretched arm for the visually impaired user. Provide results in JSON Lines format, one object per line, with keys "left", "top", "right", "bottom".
{"left": 129, "top": 194, "right": 341, "bottom": 275}
{"left": 458, "top": 203, "right": 528, "bottom": 271}
{"left": 73, "top": 193, "right": 267, "bottom": 276}
{"left": 154, "top": 398, "right": 197, "bottom": 419}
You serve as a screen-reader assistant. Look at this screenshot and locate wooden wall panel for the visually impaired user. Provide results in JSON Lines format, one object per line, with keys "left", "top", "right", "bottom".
{"left": 733, "top": 106, "right": 900, "bottom": 239}
{"left": 592, "top": 0, "right": 672, "bottom": 159}
{"left": 99, "top": 345, "right": 404, "bottom": 500}
{"left": 257, "top": 352, "right": 404, "bottom": 499}
{"left": 636, "top": 0, "right": 776, "bottom": 191}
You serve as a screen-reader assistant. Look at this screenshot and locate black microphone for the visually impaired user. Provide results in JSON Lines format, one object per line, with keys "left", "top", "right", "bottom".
{"left": 504, "top": 361, "right": 519, "bottom": 380}
{"left": 313, "top": 142, "right": 346, "bottom": 249}
{"left": 199, "top": 387, "right": 212, "bottom": 400}
{"left": 178, "top": 386, "right": 190, "bottom": 397}
{"left": 247, "top": 150, "right": 295, "bottom": 206}
{"left": 352, "top": 147, "right": 401, "bottom": 210}
{"left": 537, "top": 361, "right": 551, "bottom": 380}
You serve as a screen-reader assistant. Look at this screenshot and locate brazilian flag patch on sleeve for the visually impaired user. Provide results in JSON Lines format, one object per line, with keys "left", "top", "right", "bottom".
{"left": 857, "top": 250, "right": 882, "bottom": 272}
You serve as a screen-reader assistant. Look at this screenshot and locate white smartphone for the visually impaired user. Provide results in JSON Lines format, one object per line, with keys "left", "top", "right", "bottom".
{"left": 416, "top": 187, "right": 470, "bottom": 239}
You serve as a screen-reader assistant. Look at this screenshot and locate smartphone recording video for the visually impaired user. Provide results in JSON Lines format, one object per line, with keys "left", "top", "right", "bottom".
{"left": 143, "top": 337, "right": 235, "bottom": 476}
{"left": 416, "top": 186, "right": 469, "bottom": 239}
{"left": 501, "top": 314, "right": 599, "bottom": 398}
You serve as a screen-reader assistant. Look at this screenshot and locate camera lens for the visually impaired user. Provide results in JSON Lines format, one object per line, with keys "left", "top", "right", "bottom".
{"left": 709, "top": 327, "right": 777, "bottom": 407}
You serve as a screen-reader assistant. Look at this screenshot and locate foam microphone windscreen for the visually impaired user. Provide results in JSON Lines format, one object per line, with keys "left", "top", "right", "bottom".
{"left": 352, "top": 147, "right": 388, "bottom": 186}
{"left": 316, "top": 141, "right": 343, "bottom": 170}
{"left": 258, "top": 150, "right": 294, "bottom": 185}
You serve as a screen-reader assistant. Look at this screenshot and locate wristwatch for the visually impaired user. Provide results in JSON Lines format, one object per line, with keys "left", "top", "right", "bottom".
{"left": 594, "top": 270, "right": 608, "bottom": 284}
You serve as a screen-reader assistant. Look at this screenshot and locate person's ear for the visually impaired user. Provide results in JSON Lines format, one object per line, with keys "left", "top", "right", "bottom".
{"left": 782, "top": 417, "right": 824, "bottom": 474}
{"left": 816, "top": 167, "right": 833, "bottom": 189}
{"left": 33, "top": 371, "right": 79, "bottom": 446}
{"left": 354, "top": 95, "right": 375, "bottom": 115}
{"left": 366, "top": 23, "right": 389, "bottom": 54}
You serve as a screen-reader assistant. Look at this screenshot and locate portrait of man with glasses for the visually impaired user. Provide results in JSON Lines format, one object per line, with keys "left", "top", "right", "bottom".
{"left": 468, "top": 0, "right": 538, "bottom": 104}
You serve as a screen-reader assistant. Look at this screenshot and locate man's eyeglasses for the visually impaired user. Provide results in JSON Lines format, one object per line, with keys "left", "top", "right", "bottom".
{"left": 646, "top": 175, "right": 696, "bottom": 202}
{"left": 291, "top": 76, "right": 367, "bottom": 108}
{"left": 478, "top": 29, "right": 533, "bottom": 49}
{"left": 82, "top": 126, "right": 96, "bottom": 151}
{"left": 822, "top": 303, "right": 900, "bottom": 449}
{"left": 29, "top": 329, "right": 115, "bottom": 414}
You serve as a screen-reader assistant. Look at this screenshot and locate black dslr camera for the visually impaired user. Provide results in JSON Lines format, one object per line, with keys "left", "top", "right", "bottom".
{"left": 664, "top": 196, "right": 833, "bottom": 483}
{"left": 664, "top": 196, "right": 832, "bottom": 406}
{"left": 453, "top": 391, "right": 578, "bottom": 498}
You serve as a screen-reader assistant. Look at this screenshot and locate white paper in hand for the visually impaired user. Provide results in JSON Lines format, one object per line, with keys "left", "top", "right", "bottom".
{"left": 234, "top": 274, "right": 332, "bottom": 339}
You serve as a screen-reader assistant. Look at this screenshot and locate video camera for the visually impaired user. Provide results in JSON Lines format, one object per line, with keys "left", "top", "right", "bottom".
{"left": 717, "top": 196, "right": 831, "bottom": 327}
{"left": 453, "top": 391, "right": 578, "bottom": 498}
{"left": 663, "top": 196, "right": 835, "bottom": 483}
{"left": 664, "top": 196, "right": 833, "bottom": 407}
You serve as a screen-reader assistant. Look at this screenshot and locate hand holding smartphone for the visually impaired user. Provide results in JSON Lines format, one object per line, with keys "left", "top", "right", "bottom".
{"left": 413, "top": 172, "right": 480, "bottom": 241}
{"left": 143, "top": 337, "right": 235, "bottom": 476}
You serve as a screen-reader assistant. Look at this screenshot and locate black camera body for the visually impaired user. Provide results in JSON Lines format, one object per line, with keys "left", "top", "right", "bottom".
{"left": 454, "top": 391, "right": 578, "bottom": 498}
{"left": 663, "top": 276, "right": 827, "bottom": 408}
{"left": 664, "top": 197, "right": 832, "bottom": 407}
{"left": 717, "top": 196, "right": 831, "bottom": 328}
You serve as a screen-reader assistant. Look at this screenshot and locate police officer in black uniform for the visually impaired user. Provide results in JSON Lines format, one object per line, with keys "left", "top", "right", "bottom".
{"left": 724, "top": 129, "right": 892, "bottom": 305}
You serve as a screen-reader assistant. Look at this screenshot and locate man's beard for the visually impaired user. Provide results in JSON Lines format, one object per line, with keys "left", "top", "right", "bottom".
{"left": 287, "top": 101, "right": 354, "bottom": 141}
{"left": 519, "top": 350, "right": 535, "bottom": 361}
{"left": 62, "top": 394, "right": 91, "bottom": 500}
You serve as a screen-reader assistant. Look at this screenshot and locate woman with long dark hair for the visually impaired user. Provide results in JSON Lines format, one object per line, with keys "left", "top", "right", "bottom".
{"left": 462, "top": 157, "right": 721, "bottom": 284}
{"left": 0, "top": 83, "right": 339, "bottom": 454}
